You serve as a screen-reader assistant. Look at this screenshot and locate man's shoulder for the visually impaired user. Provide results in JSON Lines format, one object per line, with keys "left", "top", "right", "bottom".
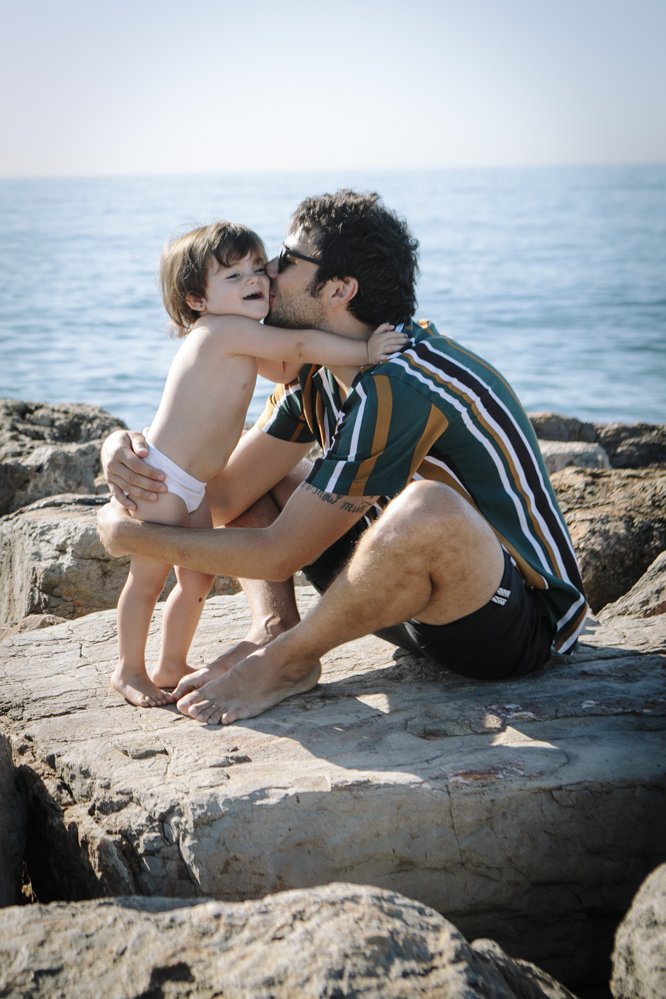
{"left": 354, "top": 319, "right": 463, "bottom": 391}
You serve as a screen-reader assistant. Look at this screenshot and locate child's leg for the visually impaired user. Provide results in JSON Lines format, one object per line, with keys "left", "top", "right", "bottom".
{"left": 112, "top": 556, "right": 174, "bottom": 706}
{"left": 152, "top": 498, "right": 215, "bottom": 690}
{"left": 112, "top": 491, "right": 188, "bottom": 707}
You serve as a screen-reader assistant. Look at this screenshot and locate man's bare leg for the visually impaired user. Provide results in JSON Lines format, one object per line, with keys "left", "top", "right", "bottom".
{"left": 176, "top": 480, "right": 505, "bottom": 724}
{"left": 171, "top": 461, "right": 312, "bottom": 698}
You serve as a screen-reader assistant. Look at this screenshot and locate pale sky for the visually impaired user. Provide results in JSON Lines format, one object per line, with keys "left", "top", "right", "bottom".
{"left": 1, "top": 0, "right": 665, "bottom": 177}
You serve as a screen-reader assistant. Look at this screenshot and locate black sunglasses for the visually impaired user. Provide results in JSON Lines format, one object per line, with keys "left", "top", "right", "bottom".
{"left": 277, "top": 243, "right": 322, "bottom": 273}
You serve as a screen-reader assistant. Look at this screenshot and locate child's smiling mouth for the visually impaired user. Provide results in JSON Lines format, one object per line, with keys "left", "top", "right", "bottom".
{"left": 243, "top": 292, "right": 264, "bottom": 300}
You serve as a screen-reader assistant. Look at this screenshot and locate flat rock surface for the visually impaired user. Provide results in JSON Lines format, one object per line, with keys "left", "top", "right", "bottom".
{"left": 0, "top": 883, "right": 577, "bottom": 999}
{"left": 2, "top": 588, "right": 665, "bottom": 987}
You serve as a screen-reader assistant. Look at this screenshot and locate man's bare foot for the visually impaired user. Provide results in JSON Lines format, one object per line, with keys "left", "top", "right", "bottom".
{"left": 170, "top": 618, "right": 296, "bottom": 701}
{"left": 175, "top": 646, "right": 321, "bottom": 725}
{"left": 110, "top": 666, "right": 171, "bottom": 707}
{"left": 150, "top": 661, "right": 196, "bottom": 697}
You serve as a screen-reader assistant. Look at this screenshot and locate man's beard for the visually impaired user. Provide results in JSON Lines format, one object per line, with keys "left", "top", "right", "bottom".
{"left": 265, "top": 279, "right": 328, "bottom": 331}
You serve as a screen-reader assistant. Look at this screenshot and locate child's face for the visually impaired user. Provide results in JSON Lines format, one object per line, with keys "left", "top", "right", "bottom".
{"left": 194, "top": 252, "right": 270, "bottom": 321}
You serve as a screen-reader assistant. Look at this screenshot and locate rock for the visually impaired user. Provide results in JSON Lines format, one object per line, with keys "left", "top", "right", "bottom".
{"left": 595, "top": 423, "right": 666, "bottom": 470}
{"left": 0, "top": 495, "right": 131, "bottom": 627}
{"left": 0, "top": 399, "right": 126, "bottom": 460}
{"left": 0, "top": 399, "right": 126, "bottom": 516}
{"left": 529, "top": 412, "right": 597, "bottom": 443}
{"left": 0, "top": 732, "right": 26, "bottom": 907}
{"left": 551, "top": 467, "right": 666, "bottom": 612}
{"left": 2, "top": 589, "right": 665, "bottom": 989}
{"left": 611, "top": 863, "right": 666, "bottom": 999}
{"left": 539, "top": 440, "right": 611, "bottom": 475}
{"left": 600, "top": 552, "right": 666, "bottom": 621}
{"left": 1, "top": 442, "right": 111, "bottom": 516}
{"left": 0, "top": 884, "right": 577, "bottom": 999}
{"left": 528, "top": 413, "right": 666, "bottom": 470}
{"left": 471, "top": 938, "right": 578, "bottom": 998}
{"left": 0, "top": 495, "right": 240, "bottom": 629}
{"left": 0, "top": 615, "right": 68, "bottom": 644}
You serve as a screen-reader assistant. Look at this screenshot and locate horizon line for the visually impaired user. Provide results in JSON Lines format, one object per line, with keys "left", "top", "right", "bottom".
{"left": 1, "top": 160, "right": 665, "bottom": 183}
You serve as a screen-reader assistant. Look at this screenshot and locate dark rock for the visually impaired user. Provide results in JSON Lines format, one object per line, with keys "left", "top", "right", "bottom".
{"left": 529, "top": 412, "right": 597, "bottom": 443}
{"left": 0, "top": 733, "right": 26, "bottom": 907}
{"left": 552, "top": 467, "right": 666, "bottom": 612}
{"left": 595, "top": 423, "right": 666, "bottom": 470}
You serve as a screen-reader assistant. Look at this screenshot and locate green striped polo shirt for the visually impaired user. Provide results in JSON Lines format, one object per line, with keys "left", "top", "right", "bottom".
{"left": 256, "top": 319, "right": 587, "bottom": 652}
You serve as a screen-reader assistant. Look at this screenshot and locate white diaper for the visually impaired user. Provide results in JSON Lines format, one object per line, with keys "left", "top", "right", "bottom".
{"left": 142, "top": 430, "right": 206, "bottom": 514}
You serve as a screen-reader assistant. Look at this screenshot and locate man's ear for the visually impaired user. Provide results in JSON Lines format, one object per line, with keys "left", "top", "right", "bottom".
{"left": 328, "top": 276, "right": 359, "bottom": 310}
{"left": 185, "top": 292, "right": 206, "bottom": 312}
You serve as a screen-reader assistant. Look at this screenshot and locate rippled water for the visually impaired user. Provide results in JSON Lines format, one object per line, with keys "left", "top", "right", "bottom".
{"left": 1, "top": 166, "right": 664, "bottom": 430}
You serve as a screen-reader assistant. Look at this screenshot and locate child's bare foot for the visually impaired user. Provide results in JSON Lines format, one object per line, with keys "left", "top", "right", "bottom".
{"left": 110, "top": 666, "right": 171, "bottom": 707}
{"left": 150, "top": 661, "right": 196, "bottom": 699}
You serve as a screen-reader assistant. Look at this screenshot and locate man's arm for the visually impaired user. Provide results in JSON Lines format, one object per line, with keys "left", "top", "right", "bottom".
{"left": 101, "top": 424, "right": 311, "bottom": 521}
{"left": 97, "top": 479, "right": 378, "bottom": 580}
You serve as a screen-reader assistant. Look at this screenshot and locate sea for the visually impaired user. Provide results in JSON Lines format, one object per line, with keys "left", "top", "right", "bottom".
{"left": 1, "top": 165, "right": 665, "bottom": 431}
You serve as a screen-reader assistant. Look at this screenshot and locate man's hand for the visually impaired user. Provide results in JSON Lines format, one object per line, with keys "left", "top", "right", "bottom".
{"left": 96, "top": 498, "right": 139, "bottom": 557}
{"left": 101, "top": 430, "right": 168, "bottom": 510}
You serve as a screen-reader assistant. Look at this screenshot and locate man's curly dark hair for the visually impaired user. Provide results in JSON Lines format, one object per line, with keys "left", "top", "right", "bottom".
{"left": 289, "top": 190, "right": 419, "bottom": 327}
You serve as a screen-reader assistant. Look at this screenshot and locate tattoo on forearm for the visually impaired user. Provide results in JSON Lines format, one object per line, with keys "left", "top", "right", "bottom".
{"left": 302, "top": 482, "right": 372, "bottom": 515}
{"left": 340, "top": 499, "right": 372, "bottom": 514}
{"left": 303, "top": 482, "right": 341, "bottom": 505}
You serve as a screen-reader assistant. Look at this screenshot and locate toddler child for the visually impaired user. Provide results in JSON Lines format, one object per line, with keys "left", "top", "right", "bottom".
{"left": 111, "top": 221, "right": 407, "bottom": 707}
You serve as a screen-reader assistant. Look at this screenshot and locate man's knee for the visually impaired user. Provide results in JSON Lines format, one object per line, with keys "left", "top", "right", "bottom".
{"left": 380, "top": 479, "right": 472, "bottom": 536}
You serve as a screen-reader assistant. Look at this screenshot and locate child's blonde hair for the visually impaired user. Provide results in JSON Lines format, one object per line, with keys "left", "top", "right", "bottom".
{"left": 160, "top": 222, "right": 267, "bottom": 336}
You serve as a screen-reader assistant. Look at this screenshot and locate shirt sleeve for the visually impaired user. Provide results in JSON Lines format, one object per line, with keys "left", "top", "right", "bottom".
{"left": 306, "top": 372, "right": 443, "bottom": 496}
{"left": 255, "top": 379, "right": 316, "bottom": 445}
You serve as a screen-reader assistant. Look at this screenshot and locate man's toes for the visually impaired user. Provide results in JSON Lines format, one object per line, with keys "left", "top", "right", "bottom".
{"left": 187, "top": 699, "right": 214, "bottom": 720}
{"left": 188, "top": 700, "right": 226, "bottom": 725}
{"left": 176, "top": 691, "right": 197, "bottom": 714}
{"left": 173, "top": 680, "right": 196, "bottom": 699}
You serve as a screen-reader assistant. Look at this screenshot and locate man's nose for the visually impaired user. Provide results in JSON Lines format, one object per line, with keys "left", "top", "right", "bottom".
{"left": 265, "top": 256, "right": 279, "bottom": 279}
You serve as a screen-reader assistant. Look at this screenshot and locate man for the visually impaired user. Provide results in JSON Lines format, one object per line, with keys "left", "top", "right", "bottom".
{"left": 98, "top": 190, "right": 587, "bottom": 725}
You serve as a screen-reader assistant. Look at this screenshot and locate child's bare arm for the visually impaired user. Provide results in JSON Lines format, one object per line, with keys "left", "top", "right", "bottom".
{"left": 366, "top": 324, "right": 410, "bottom": 364}
{"left": 197, "top": 315, "right": 407, "bottom": 374}
{"left": 256, "top": 359, "right": 303, "bottom": 383}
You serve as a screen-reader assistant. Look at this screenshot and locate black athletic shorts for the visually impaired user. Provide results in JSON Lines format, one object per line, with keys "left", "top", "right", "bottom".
{"left": 302, "top": 517, "right": 555, "bottom": 681}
